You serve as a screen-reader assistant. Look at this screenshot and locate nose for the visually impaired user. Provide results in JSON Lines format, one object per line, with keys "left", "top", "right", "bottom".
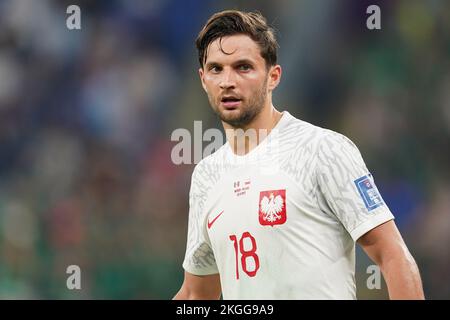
{"left": 219, "top": 69, "right": 236, "bottom": 90}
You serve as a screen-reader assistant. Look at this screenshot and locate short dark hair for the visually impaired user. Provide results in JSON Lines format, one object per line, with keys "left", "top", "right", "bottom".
{"left": 196, "top": 10, "right": 278, "bottom": 68}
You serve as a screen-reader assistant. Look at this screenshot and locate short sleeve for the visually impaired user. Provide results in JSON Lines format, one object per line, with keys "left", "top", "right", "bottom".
{"left": 182, "top": 164, "right": 219, "bottom": 275}
{"left": 316, "top": 131, "right": 394, "bottom": 241}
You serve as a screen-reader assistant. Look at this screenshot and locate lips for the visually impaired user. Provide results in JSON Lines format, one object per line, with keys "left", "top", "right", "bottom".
{"left": 220, "top": 96, "right": 242, "bottom": 109}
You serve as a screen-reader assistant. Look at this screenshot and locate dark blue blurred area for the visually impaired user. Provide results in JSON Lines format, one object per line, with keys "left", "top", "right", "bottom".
{"left": 0, "top": 0, "right": 449, "bottom": 299}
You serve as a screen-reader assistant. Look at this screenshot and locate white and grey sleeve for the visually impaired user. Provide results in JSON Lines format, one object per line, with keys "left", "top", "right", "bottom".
{"left": 182, "top": 165, "right": 218, "bottom": 275}
{"left": 316, "top": 131, "right": 394, "bottom": 241}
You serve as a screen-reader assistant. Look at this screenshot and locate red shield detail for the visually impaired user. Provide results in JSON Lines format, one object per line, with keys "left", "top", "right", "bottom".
{"left": 258, "top": 189, "right": 286, "bottom": 226}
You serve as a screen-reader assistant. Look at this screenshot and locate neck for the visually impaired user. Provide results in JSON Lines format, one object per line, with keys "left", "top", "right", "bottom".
{"left": 223, "top": 103, "right": 282, "bottom": 156}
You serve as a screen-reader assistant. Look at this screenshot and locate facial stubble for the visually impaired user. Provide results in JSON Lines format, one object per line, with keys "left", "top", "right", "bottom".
{"left": 208, "top": 77, "right": 268, "bottom": 129}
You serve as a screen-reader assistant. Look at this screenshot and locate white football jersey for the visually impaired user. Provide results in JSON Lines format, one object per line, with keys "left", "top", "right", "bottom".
{"left": 182, "top": 111, "right": 394, "bottom": 299}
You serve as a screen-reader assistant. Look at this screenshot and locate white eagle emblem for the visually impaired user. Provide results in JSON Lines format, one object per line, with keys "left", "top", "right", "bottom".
{"left": 260, "top": 192, "right": 284, "bottom": 222}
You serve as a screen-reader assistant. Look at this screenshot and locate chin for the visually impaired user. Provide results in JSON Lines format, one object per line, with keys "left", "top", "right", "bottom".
{"left": 220, "top": 109, "right": 241, "bottom": 120}
{"left": 222, "top": 113, "right": 255, "bottom": 128}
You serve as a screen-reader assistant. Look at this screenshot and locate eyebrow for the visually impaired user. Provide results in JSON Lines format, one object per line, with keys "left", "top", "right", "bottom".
{"left": 232, "top": 59, "right": 255, "bottom": 67}
{"left": 205, "top": 59, "right": 255, "bottom": 70}
{"left": 205, "top": 61, "right": 221, "bottom": 70}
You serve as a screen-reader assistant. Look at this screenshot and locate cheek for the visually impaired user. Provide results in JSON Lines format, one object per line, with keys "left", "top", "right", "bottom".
{"left": 246, "top": 78, "right": 267, "bottom": 95}
{"left": 204, "top": 74, "right": 220, "bottom": 85}
{"left": 203, "top": 76, "right": 220, "bottom": 92}
{"left": 244, "top": 71, "right": 267, "bottom": 85}
{"left": 202, "top": 75, "right": 213, "bottom": 88}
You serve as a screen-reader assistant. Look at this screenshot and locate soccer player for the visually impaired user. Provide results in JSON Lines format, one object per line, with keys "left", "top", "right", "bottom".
{"left": 174, "top": 10, "right": 424, "bottom": 299}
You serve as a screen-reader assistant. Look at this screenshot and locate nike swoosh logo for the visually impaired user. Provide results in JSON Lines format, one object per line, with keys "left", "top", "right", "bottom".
{"left": 207, "top": 211, "right": 224, "bottom": 229}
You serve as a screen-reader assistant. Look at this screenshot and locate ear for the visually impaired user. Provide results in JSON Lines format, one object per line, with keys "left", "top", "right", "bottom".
{"left": 199, "top": 68, "right": 208, "bottom": 93}
{"left": 267, "top": 65, "right": 282, "bottom": 91}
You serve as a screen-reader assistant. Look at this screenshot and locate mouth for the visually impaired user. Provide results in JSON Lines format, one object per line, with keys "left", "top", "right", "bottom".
{"left": 220, "top": 96, "right": 242, "bottom": 109}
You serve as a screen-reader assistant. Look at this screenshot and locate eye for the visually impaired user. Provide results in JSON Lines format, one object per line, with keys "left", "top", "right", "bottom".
{"left": 209, "top": 65, "right": 222, "bottom": 73}
{"left": 238, "top": 64, "right": 252, "bottom": 71}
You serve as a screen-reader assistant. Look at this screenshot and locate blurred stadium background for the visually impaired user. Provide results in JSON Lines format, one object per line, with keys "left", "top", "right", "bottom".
{"left": 0, "top": 0, "right": 449, "bottom": 299}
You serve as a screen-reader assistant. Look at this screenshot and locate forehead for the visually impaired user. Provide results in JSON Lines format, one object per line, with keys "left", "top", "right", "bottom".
{"left": 205, "top": 34, "right": 264, "bottom": 64}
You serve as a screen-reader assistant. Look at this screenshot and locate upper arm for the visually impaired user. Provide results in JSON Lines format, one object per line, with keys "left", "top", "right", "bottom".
{"left": 316, "top": 132, "right": 395, "bottom": 241}
{"left": 183, "top": 164, "right": 219, "bottom": 275}
{"left": 357, "top": 220, "right": 412, "bottom": 266}
{"left": 176, "top": 165, "right": 221, "bottom": 300}
{"left": 174, "top": 271, "right": 221, "bottom": 300}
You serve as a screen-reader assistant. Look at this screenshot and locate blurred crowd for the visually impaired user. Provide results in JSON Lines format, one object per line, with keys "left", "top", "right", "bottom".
{"left": 0, "top": 0, "right": 449, "bottom": 299}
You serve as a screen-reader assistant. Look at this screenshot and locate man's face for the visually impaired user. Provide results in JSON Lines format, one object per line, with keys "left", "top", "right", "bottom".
{"left": 199, "top": 34, "right": 274, "bottom": 128}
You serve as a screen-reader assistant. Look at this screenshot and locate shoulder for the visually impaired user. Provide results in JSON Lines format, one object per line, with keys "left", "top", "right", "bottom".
{"left": 282, "top": 112, "right": 355, "bottom": 153}
{"left": 280, "top": 113, "right": 364, "bottom": 172}
{"left": 316, "top": 127, "right": 363, "bottom": 161}
{"left": 291, "top": 114, "right": 358, "bottom": 152}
